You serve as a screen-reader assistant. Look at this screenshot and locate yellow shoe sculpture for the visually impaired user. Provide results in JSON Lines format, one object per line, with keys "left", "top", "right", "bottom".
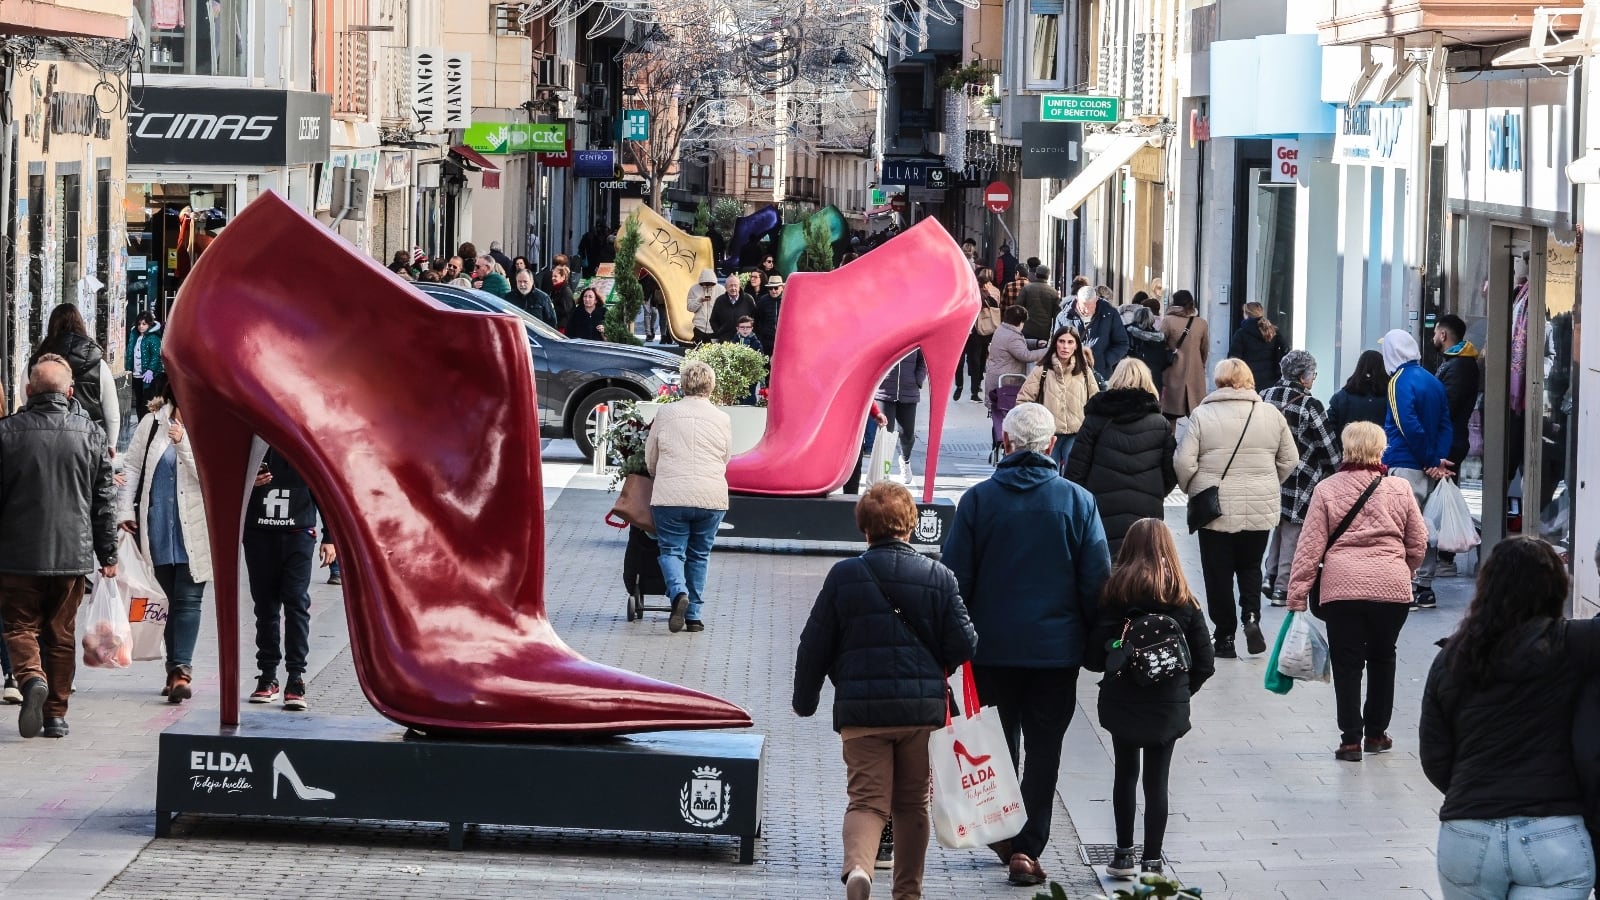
{"left": 630, "top": 205, "right": 717, "bottom": 344}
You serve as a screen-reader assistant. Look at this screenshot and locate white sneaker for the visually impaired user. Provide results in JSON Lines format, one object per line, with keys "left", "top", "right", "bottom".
{"left": 1, "top": 678, "right": 20, "bottom": 705}
{"left": 845, "top": 867, "right": 872, "bottom": 900}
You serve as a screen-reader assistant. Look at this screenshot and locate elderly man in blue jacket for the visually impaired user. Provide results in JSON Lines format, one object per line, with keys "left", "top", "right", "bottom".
{"left": 1380, "top": 329, "right": 1453, "bottom": 609}
{"left": 941, "top": 401, "right": 1113, "bottom": 888}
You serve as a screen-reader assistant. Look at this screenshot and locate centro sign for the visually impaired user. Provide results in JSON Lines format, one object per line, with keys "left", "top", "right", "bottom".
{"left": 128, "top": 87, "right": 332, "bottom": 167}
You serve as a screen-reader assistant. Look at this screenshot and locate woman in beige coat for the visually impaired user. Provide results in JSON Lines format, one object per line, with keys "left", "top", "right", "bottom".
{"left": 1175, "top": 358, "right": 1297, "bottom": 659}
{"left": 645, "top": 360, "right": 732, "bottom": 634}
{"left": 1018, "top": 325, "right": 1100, "bottom": 471}
{"left": 1160, "top": 290, "right": 1209, "bottom": 420}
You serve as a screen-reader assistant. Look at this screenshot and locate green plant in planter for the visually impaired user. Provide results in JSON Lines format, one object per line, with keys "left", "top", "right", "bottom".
{"left": 683, "top": 343, "right": 768, "bottom": 407}
{"left": 936, "top": 62, "right": 998, "bottom": 92}
{"left": 692, "top": 199, "right": 711, "bottom": 237}
{"left": 599, "top": 401, "right": 652, "bottom": 489}
{"left": 605, "top": 215, "right": 645, "bottom": 346}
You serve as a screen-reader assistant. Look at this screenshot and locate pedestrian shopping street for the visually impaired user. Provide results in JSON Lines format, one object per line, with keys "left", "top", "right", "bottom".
{"left": 0, "top": 399, "right": 1457, "bottom": 899}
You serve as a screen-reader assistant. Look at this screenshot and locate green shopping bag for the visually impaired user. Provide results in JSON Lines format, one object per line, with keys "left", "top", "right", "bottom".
{"left": 1264, "top": 613, "right": 1296, "bottom": 695}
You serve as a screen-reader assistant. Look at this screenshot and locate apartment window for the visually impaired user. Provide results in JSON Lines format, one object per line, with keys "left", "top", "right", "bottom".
{"left": 136, "top": 0, "right": 246, "bottom": 76}
{"left": 748, "top": 161, "right": 773, "bottom": 190}
{"left": 1025, "top": 0, "right": 1067, "bottom": 89}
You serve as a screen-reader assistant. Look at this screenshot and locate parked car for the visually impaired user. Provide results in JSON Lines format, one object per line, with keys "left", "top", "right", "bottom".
{"left": 415, "top": 282, "right": 680, "bottom": 460}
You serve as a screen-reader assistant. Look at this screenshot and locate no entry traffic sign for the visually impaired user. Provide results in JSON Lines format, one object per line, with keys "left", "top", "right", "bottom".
{"left": 984, "top": 182, "right": 1012, "bottom": 213}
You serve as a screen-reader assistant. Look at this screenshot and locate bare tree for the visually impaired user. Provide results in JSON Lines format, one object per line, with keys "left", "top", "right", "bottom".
{"left": 620, "top": 36, "right": 724, "bottom": 210}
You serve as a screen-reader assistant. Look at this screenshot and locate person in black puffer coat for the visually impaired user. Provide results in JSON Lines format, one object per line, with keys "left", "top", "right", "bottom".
{"left": 1064, "top": 358, "right": 1177, "bottom": 557}
{"left": 1422, "top": 537, "right": 1600, "bottom": 897}
{"left": 1228, "top": 301, "right": 1288, "bottom": 392}
{"left": 1083, "top": 518, "right": 1214, "bottom": 879}
{"left": 794, "top": 482, "right": 977, "bottom": 900}
{"left": 1325, "top": 349, "right": 1389, "bottom": 445}
{"left": 30, "top": 303, "right": 120, "bottom": 446}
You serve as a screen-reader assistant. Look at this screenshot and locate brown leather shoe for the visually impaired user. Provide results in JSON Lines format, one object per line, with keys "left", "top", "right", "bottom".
{"left": 1008, "top": 853, "right": 1047, "bottom": 886}
{"left": 988, "top": 839, "right": 1013, "bottom": 865}
{"left": 1335, "top": 743, "right": 1363, "bottom": 762}
{"left": 1363, "top": 734, "right": 1393, "bottom": 754}
{"left": 166, "top": 669, "right": 192, "bottom": 704}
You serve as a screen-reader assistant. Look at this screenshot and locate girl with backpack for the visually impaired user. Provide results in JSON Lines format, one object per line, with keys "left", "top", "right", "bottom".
{"left": 1083, "top": 518, "right": 1216, "bottom": 880}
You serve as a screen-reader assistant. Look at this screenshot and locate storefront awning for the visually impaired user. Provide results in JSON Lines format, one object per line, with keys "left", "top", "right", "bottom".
{"left": 1043, "top": 134, "right": 1154, "bottom": 221}
{"left": 448, "top": 145, "right": 500, "bottom": 173}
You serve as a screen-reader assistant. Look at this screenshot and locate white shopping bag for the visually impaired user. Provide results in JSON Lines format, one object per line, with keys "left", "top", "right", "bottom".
{"left": 80, "top": 576, "right": 132, "bottom": 669}
{"left": 929, "top": 664, "right": 1027, "bottom": 849}
{"left": 117, "top": 533, "right": 169, "bottom": 662}
{"left": 1425, "top": 478, "right": 1480, "bottom": 554}
{"left": 864, "top": 426, "right": 894, "bottom": 488}
{"left": 1276, "top": 612, "right": 1331, "bottom": 683}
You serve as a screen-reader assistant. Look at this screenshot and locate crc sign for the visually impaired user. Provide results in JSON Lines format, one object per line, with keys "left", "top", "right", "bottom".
{"left": 1270, "top": 139, "right": 1299, "bottom": 183}
{"left": 128, "top": 87, "right": 332, "bottom": 167}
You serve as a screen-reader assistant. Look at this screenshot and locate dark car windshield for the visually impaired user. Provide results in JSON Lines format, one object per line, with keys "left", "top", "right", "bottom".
{"left": 416, "top": 284, "right": 566, "bottom": 342}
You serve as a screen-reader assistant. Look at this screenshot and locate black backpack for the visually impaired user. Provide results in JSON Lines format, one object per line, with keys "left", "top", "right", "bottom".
{"left": 1106, "top": 609, "right": 1192, "bottom": 687}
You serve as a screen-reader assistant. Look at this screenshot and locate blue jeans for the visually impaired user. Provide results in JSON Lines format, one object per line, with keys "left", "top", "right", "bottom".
{"left": 653, "top": 506, "right": 724, "bottom": 622}
{"left": 1437, "top": 816, "right": 1595, "bottom": 899}
{"left": 1049, "top": 433, "right": 1076, "bottom": 471}
{"left": 153, "top": 563, "right": 206, "bottom": 672}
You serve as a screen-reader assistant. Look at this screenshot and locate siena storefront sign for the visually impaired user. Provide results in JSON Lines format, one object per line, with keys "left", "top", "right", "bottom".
{"left": 461, "top": 123, "right": 568, "bottom": 153}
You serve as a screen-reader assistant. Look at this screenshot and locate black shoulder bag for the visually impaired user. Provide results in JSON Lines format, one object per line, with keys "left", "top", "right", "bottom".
{"left": 1309, "top": 476, "right": 1383, "bottom": 620}
{"left": 857, "top": 556, "right": 961, "bottom": 716}
{"left": 1186, "top": 403, "right": 1255, "bottom": 533}
{"left": 1167, "top": 318, "right": 1193, "bottom": 366}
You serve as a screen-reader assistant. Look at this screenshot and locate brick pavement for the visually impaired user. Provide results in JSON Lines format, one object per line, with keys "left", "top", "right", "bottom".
{"left": 0, "top": 397, "right": 1476, "bottom": 899}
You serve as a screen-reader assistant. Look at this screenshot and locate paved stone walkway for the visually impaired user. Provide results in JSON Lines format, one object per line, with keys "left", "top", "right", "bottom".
{"left": 0, "top": 398, "right": 1476, "bottom": 898}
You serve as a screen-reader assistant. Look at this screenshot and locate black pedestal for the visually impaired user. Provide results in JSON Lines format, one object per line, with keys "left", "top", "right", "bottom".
{"left": 723, "top": 494, "right": 955, "bottom": 547}
{"left": 156, "top": 714, "right": 764, "bottom": 862}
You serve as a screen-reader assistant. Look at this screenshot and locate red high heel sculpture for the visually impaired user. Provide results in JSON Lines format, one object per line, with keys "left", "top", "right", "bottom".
{"left": 726, "top": 219, "right": 978, "bottom": 503}
{"left": 166, "top": 192, "right": 752, "bottom": 735}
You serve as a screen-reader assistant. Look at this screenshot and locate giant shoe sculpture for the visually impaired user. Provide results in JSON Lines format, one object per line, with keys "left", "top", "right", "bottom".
{"left": 630, "top": 205, "right": 717, "bottom": 344}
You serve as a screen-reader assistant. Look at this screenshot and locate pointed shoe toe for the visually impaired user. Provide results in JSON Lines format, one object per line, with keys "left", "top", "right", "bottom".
{"left": 165, "top": 192, "right": 749, "bottom": 736}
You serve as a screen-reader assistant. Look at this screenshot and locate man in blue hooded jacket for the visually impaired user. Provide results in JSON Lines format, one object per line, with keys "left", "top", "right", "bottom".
{"left": 1380, "top": 329, "right": 1452, "bottom": 608}
{"left": 941, "top": 401, "right": 1112, "bottom": 887}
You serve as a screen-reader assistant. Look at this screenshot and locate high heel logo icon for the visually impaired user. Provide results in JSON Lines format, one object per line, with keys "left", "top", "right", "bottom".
{"left": 272, "top": 751, "right": 335, "bottom": 801}
{"left": 953, "top": 740, "right": 991, "bottom": 771}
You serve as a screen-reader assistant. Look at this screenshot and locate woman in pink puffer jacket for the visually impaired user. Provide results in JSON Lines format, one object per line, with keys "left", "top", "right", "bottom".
{"left": 1287, "top": 421, "right": 1428, "bottom": 763}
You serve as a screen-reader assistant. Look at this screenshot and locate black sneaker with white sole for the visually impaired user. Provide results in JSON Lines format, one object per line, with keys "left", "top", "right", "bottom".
{"left": 2, "top": 676, "right": 20, "bottom": 705}
{"left": 1107, "top": 846, "right": 1138, "bottom": 879}
{"left": 249, "top": 675, "right": 281, "bottom": 703}
{"left": 875, "top": 820, "right": 894, "bottom": 869}
{"left": 283, "top": 677, "right": 308, "bottom": 711}
{"left": 1412, "top": 585, "right": 1437, "bottom": 609}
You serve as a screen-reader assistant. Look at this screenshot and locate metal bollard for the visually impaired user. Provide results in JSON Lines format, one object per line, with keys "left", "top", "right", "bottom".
{"left": 592, "top": 404, "right": 610, "bottom": 476}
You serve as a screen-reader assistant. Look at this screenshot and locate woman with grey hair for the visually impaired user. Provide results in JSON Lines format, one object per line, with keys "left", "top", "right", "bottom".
{"left": 645, "top": 360, "right": 733, "bottom": 633}
{"left": 1260, "top": 349, "right": 1341, "bottom": 606}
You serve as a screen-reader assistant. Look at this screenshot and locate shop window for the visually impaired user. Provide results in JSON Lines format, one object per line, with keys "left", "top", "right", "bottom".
{"left": 136, "top": 0, "right": 247, "bottom": 77}
{"left": 56, "top": 171, "right": 81, "bottom": 308}
{"left": 125, "top": 183, "right": 232, "bottom": 323}
{"left": 95, "top": 164, "right": 112, "bottom": 354}
{"left": 26, "top": 171, "right": 44, "bottom": 348}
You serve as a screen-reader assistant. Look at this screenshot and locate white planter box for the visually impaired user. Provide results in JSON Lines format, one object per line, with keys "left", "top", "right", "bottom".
{"left": 634, "top": 401, "right": 767, "bottom": 455}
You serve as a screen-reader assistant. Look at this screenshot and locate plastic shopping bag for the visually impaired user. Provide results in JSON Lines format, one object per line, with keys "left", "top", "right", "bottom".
{"left": 1425, "top": 478, "right": 1480, "bottom": 554}
{"left": 864, "top": 426, "right": 894, "bottom": 488}
{"left": 1277, "top": 612, "right": 1332, "bottom": 683}
{"left": 1264, "top": 614, "right": 1296, "bottom": 695}
{"left": 117, "top": 533, "right": 169, "bottom": 662}
{"left": 81, "top": 576, "right": 132, "bottom": 669}
{"left": 929, "top": 663, "right": 1027, "bottom": 849}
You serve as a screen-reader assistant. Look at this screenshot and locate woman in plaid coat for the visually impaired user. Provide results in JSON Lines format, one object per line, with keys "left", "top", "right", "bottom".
{"left": 1261, "top": 350, "right": 1340, "bottom": 605}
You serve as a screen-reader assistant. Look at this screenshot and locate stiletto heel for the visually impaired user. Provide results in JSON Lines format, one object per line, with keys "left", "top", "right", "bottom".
{"left": 272, "top": 751, "right": 335, "bottom": 801}
{"left": 952, "top": 739, "right": 991, "bottom": 770}
{"left": 178, "top": 390, "right": 259, "bottom": 727}
{"left": 726, "top": 218, "right": 978, "bottom": 499}
{"left": 165, "top": 192, "right": 751, "bottom": 735}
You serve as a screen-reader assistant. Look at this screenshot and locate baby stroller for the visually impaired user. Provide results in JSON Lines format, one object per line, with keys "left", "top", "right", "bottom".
{"left": 988, "top": 373, "right": 1026, "bottom": 464}
{"left": 622, "top": 525, "right": 672, "bottom": 622}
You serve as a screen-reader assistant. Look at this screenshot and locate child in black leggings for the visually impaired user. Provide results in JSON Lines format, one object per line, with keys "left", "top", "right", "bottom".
{"left": 1083, "top": 518, "right": 1215, "bottom": 878}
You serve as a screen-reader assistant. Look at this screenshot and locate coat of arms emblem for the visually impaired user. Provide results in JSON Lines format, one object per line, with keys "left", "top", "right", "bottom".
{"left": 680, "top": 765, "right": 731, "bottom": 828}
{"left": 915, "top": 508, "right": 942, "bottom": 543}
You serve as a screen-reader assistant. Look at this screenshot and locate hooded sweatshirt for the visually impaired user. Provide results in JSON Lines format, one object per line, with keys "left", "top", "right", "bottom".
{"left": 1437, "top": 340, "right": 1481, "bottom": 465}
{"left": 1380, "top": 329, "right": 1452, "bottom": 472}
{"left": 940, "top": 450, "right": 1111, "bottom": 668}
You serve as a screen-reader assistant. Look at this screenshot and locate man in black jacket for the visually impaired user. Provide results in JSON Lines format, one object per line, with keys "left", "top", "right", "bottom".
{"left": 1431, "top": 314, "right": 1480, "bottom": 469}
{"left": 710, "top": 273, "right": 758, "bottom": 343}
{"left": 1018, "top": 266, "right": 1061, "bottom": 341}
{"left": 0, "top": 355, "right": 118, "bottom": 739}
{"left": 245, "top": 448, "right": 336, "bottom": 711}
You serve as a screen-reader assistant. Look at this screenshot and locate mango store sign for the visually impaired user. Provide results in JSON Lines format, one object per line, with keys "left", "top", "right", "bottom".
{"left": 1334, "top": 102, "right": 1410, "bottom": 167}
{"left": 462, "top": 123, "right": 568, "bottom": 154}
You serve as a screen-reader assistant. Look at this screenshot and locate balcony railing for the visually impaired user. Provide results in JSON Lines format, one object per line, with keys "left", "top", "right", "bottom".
{"left": 335, "top": 31, "right": 370, "bottom": 117}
